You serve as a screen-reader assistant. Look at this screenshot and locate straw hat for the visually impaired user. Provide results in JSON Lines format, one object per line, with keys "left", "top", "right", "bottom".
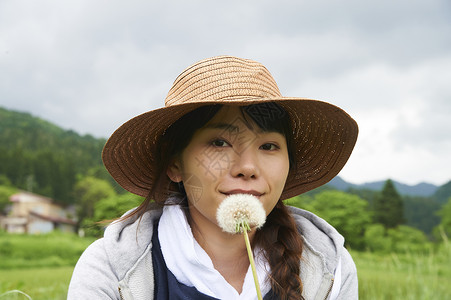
{"left": 102, "top": 56, "right": 358, "bottom": 201}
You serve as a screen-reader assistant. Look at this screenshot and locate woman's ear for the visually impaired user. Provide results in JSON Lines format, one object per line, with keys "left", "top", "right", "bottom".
{"left": 167, "top": 158, "right": 183, "bottom": 183}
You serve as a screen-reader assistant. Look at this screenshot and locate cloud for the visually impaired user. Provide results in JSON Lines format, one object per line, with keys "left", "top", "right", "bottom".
{"left": 333, "top": 56, "right": 451, "bottom": 185}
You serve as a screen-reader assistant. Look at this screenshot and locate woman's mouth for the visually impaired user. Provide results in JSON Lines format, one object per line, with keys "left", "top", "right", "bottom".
{"left": 221, "top": 189, "right": 263, "bottom": 197}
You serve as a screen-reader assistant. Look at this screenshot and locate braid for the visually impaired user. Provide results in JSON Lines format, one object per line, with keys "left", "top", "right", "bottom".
{"left": 255, "top": 200, "right": 304, "bottom": 300}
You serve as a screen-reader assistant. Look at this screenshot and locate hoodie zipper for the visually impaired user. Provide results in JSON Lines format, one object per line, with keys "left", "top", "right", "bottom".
{"left": 323, "top": 278, "right": 334, "bottom": 300}
{"left": 118, "top": 287, "right": 124, "bottom": 300}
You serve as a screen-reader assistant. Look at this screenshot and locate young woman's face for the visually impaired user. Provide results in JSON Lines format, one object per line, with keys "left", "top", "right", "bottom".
{"left": 167, "top": 105, "right": 290, "bottom": 231}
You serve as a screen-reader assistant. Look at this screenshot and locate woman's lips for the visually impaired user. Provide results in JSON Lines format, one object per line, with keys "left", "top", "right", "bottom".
{"left": 221, "top": 189, "right": 263, "bottom": 197}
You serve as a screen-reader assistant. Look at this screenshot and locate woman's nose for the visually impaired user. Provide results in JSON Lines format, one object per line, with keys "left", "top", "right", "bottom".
{"left": 230, "top": 149, "right": 260, "bottom": 179}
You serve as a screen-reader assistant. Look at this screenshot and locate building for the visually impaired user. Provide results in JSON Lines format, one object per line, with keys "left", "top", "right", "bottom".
{"left": 0, "top": 191, "right": 76, "bottom": 234}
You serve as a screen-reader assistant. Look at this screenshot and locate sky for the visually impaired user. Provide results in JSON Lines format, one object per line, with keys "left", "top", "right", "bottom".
{"left": 1, "top": 0, "right": 450, "bottom": 186}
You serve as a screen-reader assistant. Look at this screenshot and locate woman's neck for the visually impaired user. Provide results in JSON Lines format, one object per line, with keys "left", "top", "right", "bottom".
{"left": 188, "top": 210, "right": 255, "bottom": 293}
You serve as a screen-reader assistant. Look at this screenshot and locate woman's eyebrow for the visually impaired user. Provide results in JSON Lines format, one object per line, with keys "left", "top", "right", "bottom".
{"left": 203, "top": 122, "right": 240, "bottom": 132}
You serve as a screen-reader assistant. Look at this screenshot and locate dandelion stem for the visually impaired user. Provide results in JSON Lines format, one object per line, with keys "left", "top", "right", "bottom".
{"left": 241, "top": 221, "right": 263, "bottom": 300}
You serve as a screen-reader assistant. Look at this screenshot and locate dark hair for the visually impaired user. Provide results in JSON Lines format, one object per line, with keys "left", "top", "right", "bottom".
{"left": 127, "top": 103, "right": 304, "bottom": 299}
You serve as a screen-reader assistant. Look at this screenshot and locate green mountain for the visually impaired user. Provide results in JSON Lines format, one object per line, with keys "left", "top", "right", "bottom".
{"left": 432, "top": 180, "right": 451, "bottom": 205}
{"left": 0, "top": 106, "right": 107, "bottom": 204}
{"left": 328, "top": 176, "right": 439, "bottom": 197}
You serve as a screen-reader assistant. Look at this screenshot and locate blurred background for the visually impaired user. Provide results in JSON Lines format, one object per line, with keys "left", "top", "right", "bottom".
{"left": 0, "top": 0, "right": 450, "bottom": 299}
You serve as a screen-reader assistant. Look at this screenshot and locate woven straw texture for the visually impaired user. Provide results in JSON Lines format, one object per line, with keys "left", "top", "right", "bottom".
{"left": 102, "top": 56, "right": 358, "bottom": 201}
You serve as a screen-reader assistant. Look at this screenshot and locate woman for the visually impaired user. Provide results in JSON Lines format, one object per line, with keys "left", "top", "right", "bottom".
{"left": 68, "top": 56, "right": 359, "bottom": 299}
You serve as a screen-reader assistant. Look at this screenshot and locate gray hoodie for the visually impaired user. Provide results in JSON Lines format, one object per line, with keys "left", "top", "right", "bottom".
{"left": 68, "top": 206, "right": 358, "bottom": 299}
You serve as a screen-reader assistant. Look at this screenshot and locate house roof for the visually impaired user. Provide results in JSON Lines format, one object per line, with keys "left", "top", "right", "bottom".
{"left": 10, "top": 191, "right": 53, "bottom": 204}
{"left": 29, "top": 211, "right": 77, "bottom": 225}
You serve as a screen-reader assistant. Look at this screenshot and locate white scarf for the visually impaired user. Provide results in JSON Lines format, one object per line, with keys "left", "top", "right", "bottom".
{"left": 158, "top": 204, "right": 271, "bottom": 299}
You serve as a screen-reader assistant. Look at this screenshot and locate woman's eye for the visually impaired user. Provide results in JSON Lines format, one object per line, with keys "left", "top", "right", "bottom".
{"left": 260, "top": 143, "right": 279, "bottom": 151}
{"left": 211, "top": 139, "right": 230, "bottom": 147}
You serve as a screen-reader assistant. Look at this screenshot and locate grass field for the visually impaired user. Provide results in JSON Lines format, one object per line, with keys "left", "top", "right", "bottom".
{"left": 352, "top": 246, "right": 451, "bottom": 299}
{"left": 0, "top": 231, "right": 95, "bottom": 269}
{"left": 0, "top": 233, "right": 450, "bottom": 299}
{"left": 0, "top": 232, "right": 93, "bottom": 299}
{"left": 0, "top": 267, "right": 72, "bottom": 300}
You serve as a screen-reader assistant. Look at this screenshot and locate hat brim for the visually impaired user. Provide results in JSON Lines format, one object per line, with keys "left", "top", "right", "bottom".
{"left": 102, "top": 97, "right": 358, "bottom": 201}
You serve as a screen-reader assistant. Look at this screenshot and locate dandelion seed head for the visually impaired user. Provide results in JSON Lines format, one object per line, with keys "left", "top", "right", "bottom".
{"left": 216, "top": 194, "right": 266, "bottom": 234}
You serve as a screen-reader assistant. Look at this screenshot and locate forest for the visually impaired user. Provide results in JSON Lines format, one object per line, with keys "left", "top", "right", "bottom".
{"left": 1, "top": 106, "right": 451, "bottom": 249}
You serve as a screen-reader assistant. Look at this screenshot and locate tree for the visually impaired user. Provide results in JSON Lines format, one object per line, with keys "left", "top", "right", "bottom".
{"left": 74, "top": 176, "right": 116, "bottom": 226}
{"left": 301, "top": 190, "right": 372, "bottom": 250}
{"left": 403, "top": 195, "right": 441, "bottom": 235}
{"left": 81, "top": 193, "right": 143, "bottom": 237}
{"left": 433, "top": 180, "right": 451, "bottom": 205}
{"left": 387, "top": 225, "right": 430, "bottom": 252}
{"left": 86, "top": 166, "right": 126, "bottom": 194}
{"left": 346, "top": 187, "right": 378, "bottom": 207}
{"left": 364, "top": 224, "right": 392, "bottom": 252}
{"left": 437, "top": 196, "right": 451, "bottom": 239}
{"left": 0, "top": 185, "right": 17, "bottom": 214}
{"left": 285, "top": 194, "right": 314, "bottom": 209}
{"left": 364, "top": 223, "right": 431, "bottom": 253}
{"left": 373, "top": 179, "right": 405, "bottom": 228}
